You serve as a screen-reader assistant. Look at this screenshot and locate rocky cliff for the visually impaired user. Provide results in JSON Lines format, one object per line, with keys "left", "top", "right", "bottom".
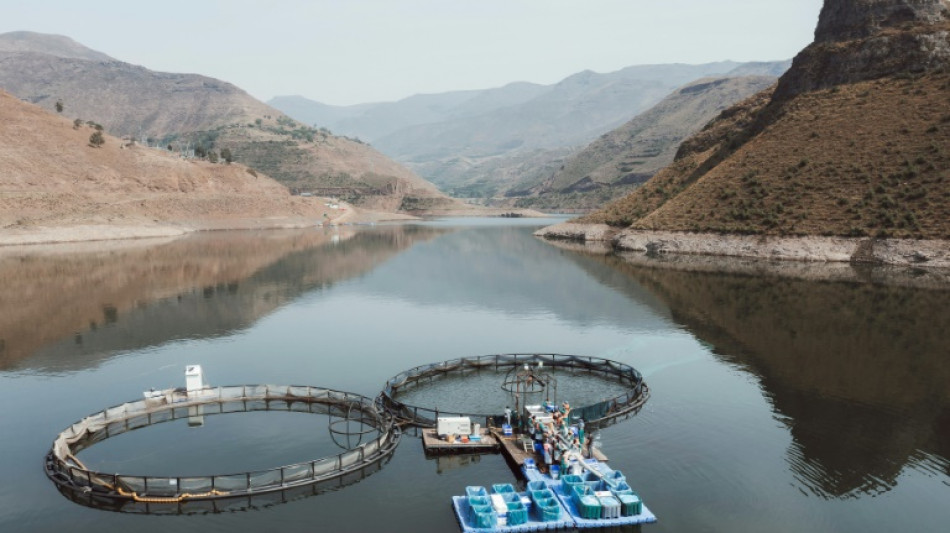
{"left": 814, "top": 0, "right": 948, "bottom": 42}
{"left": 565, "top": 0, "right": 950, "bottom": 245}
{"left": 778, "top": 0, "right": 950, "bottom": 98}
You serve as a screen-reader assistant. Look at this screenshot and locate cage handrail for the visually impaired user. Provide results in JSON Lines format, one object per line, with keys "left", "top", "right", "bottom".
{"left": 46, "top": 385, "right": 401, "bottom": 502}
{"left": 378, "top": 353, "right": 647, "bottom": 428}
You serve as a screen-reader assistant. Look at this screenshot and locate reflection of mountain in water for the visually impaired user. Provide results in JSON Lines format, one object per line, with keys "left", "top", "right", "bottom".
{"left": 363, "top": 225, "right": 673, "bottom": 331}
{"left": 0, "top": 226, "right": 445, "bottom": 372}
{"left": 602, "top": 255, "right": 950, "bottom": 498}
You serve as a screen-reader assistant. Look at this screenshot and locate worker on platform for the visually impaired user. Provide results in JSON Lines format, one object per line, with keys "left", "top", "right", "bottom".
{"left": 560, "top": 401, "right": 571, "bottom": 417}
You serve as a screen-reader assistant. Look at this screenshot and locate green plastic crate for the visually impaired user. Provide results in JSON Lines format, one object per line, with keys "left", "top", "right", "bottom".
{"left": 571, "top": 484, "right": 602, "bottom": 519}
{"left": 612, "top": 490, "right": 642, "bottom": 516}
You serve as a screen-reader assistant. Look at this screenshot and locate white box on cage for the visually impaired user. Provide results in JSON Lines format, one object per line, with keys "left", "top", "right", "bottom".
{"left": 185, "top": 365, "right": 204, "bottom": 395}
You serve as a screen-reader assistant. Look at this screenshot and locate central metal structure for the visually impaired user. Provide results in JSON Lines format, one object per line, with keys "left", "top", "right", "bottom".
{"left": 501, "top": 361, "right": 558, "bottom": 419}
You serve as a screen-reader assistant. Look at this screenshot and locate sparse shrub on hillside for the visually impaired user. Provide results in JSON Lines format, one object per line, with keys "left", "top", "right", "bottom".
{"left": 221, "top": 148, "right": 233, "bottom": 164}
{"left": 89, "top": 131, "right": 104, "bottom": 148}
{"left": 208, "top": 151, "right": 219, "bottom": 163}
{"left": 73, "top": 118, "right": 82, "bottom": 130}
{"left": 55, "top": 99, "right": 63, "bottom": 113}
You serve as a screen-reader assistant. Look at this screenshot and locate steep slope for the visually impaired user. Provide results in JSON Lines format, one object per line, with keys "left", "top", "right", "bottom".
{"left": 520, "top": 76, "right": 777, "bottom": 209}
{"left": 579, "top": 0, "right": 950, "bottom": 240}
{"left": 0, "top": 32, "right": 461, "bottom": 213}
{"left": 0, "top": 89, "right": 323, "bottom": 229}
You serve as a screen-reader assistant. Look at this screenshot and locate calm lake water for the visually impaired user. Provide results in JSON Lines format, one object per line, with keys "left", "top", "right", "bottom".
{"left": 0, "top": 218, "right": 947, "bottom": 532}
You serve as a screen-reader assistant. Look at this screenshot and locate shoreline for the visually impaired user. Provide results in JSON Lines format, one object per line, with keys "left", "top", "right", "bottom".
{"left": 0, "top": 204, "right": 550, "bottom": 248}
{"left": 536, "top": 222, "right": 950, "bottom": 269}
{"left": 0, "top": 201, "right": 412, "bottom": 248}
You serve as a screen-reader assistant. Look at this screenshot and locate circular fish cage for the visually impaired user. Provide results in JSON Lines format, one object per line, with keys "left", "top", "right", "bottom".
{"left": 378, "top": 353, "right": 650, "bottom": 430}
{"left": 45, "top": 385, "right": 401, "bottom": 512}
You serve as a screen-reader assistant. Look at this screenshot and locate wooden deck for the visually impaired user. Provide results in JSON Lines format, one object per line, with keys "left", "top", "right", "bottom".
{"left": 491, "top": 429, "right": 609, "bottom": 476}
{"left": 492, "top": 429, "right": 539, "bottom": 469}
{"left": 421, "top": 428, "right": 499, "bottom": 454}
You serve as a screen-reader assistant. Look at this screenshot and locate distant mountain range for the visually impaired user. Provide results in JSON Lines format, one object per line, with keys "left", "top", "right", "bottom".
{"left": 270, "top": 60, "right": 790, "bottom": 207}
{"left": 518, "top": 75, "right": 778, "bottom": 209}
{"left": 0, "top": 31, "right": 460, "bottom": 213}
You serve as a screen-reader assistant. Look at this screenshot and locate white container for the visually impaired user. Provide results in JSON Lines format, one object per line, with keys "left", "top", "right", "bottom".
{"left": 437, "top": 416, "right": 471, "bottom": 436}
{"left": 185, "top": 365, "right": 204, "bottom": 394}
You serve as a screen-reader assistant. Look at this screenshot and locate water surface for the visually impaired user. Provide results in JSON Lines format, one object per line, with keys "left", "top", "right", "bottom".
{"left": 0, "top": 219, "right": 947, "bottom": 532}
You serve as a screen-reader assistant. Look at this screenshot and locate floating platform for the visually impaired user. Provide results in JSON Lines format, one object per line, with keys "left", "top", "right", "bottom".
{"left": 522, "top": 466, "right": 657, "bottom": 528}
{"left": 492, "top": 429, "right": 608, "bottom": 476}
{"left": 423, "top": 428, "right": 499, "bottom": 454}
{"left": 452, "top": 494, "right": 573, "bottom": 532}
{"left": 452, "top": 474, "right": 656, "bottom": 531}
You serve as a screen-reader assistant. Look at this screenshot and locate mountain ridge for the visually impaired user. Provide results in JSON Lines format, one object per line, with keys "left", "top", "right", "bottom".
{"left": 271, "top": 60, "right": 789, "bottom": 209}
{"left": 0, "top": 31, "right": 463, "bottom": 214}
{"left": 0, "top": 31, "right": 113, "bottom": 61}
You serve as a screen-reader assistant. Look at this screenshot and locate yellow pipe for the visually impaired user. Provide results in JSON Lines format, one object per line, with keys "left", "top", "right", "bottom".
{"left": 115, "top": 487, "right": 230, "bottom": 503}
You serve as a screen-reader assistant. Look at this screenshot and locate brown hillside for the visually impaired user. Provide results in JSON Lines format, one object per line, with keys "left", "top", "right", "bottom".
{"left": 533, "top": 76, "right": 776, "bottom": 209}
{"left": 582, "top": 1, "right": 950, "bottom": 240}
{"left": 0, "top": 32, "right": 464, "bottom": 212}
{"left": 0, "top": 90, "right": 326, "bottom": 228}
{"left": 213, "top": 119, "right": 456, "bottom": 212}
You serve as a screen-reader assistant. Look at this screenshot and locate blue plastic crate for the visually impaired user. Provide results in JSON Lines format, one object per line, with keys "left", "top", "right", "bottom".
{"left": 492, "top": 483, "right": 515, "bottom": 495}
{"left": 465, "top": 486, "right": 488, "bottom": 499}
{"left": 468, "top": 495, "right": 489, "bottom": 508}
{"left": 506, "top": 500, "right": 528, "bottom": 526}
{"left": 470, "top": 504, "right": 497, "bottom": 529}
{"left": 526, "top": 480, "right": 546, "bottom": 493}
{"left": 560, "top": 474, "right": 584, "bottom": 492}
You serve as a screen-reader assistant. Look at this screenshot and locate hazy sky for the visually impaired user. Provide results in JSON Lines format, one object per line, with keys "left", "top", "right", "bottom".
{"left": 2, "top": 0, "right": 824, "bottom": 105}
